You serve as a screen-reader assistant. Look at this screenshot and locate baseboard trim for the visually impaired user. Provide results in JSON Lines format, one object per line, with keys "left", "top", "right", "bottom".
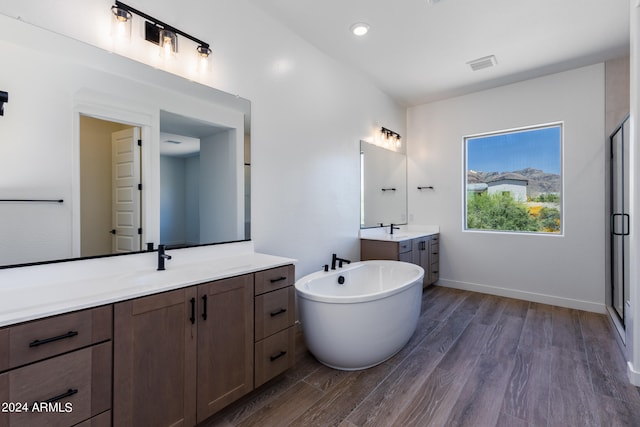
{"left": 436, "top": 278, "right": 606, "bottom": 313}
{"left": 628, "top": 361, "right": 640, "bottom": 386}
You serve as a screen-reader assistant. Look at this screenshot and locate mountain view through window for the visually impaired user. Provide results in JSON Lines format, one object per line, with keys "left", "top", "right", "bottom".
{"left": 464, "top": 124, "right": 563, "bottom": 234}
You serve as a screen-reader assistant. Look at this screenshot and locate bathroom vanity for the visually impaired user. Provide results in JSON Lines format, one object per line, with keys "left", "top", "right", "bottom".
{"left": 0, "top": 15, "right": 299, "bottom": 426}
{"left": 360, "top": 227, "right": 440, "bottom": 286}
{"left": 0, "top": 243, "right": 296, "bottom": 427}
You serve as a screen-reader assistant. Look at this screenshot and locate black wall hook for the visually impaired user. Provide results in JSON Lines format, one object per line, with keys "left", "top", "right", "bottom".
{"left": 0, "top": 91, "right": 7, "bottom": 116}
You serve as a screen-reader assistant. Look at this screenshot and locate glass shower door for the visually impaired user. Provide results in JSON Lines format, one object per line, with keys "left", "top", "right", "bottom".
{"left": 610, "top": 115, "right": 630, "bottom": 324}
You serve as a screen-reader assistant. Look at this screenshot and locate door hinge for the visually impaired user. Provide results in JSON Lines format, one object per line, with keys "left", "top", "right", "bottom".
{"left": 138, "top": 139, "right": 142, "bottom": 146}
{"left": 138, "top": 228, "right": 142, "bottom": 235}
{"left": 138, "top": 183, "right": 142, "bottom": 191}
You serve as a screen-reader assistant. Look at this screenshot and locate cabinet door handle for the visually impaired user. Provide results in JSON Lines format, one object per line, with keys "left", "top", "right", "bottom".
{"left": 202, "top": 294, "right": 208, "bottom": 321}
{"left": 270, "top": 308, "right": 287, "bottom": 317}
{"left": 190, "top": 297, "right": 196, "bottom": 324}
{"left": 270, "top": 350, "right": 287, "bottom": 361}
{"left": 270, "top": 276, "right": 287, "bottom": 284}
{"left": 36, "top": 388, "right": 78, "bottom": 405}
{"left": 29, "top": 331, "right": 78, "bottom": 348}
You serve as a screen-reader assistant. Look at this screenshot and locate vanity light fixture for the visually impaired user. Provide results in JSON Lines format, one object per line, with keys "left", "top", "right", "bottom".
{"left": 197, "top": 45, "right": 212, "bottom": 68}
{"left": 159, "top": 28, "right": 178, "bottom": 57}
{"left": 111, "top": 4, "right": 132, "bottom": 41}
{"left": 380, "top": 127, "right": 401, "bottom": 148}
{"left": 112, "top": 1, "right": 211, "bottom": 62}
{"left": 350, "top": 22, "right": 370, "bottom": 36}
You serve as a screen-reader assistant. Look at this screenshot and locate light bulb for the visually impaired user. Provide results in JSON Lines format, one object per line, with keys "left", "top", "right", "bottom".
{"left": 111, "top": 6, "right": 132, "bottom": 42}
{"left": 159, "top": 29, "right": 177, "bottom": 57}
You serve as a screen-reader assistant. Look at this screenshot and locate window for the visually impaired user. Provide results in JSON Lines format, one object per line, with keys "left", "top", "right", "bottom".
{"left": 464, "top": 123, "right": 562, "bottom": 234}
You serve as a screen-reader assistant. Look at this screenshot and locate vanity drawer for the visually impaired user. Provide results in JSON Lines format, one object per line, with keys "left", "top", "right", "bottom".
{"left": 255, "top": 265, "right": 294, "bottom": 295}
{"left": 398, "top": 241, "right": 412, "bottom": 253}
{"left": 0, "top": 341, "right": 111, "bottom": 427}
{"left": 255, "top": 287, "right": 295, "bottom": 341}
{"left": 430, "top": 267, "right": 440, "bottom": 284}
{"left": 2, "top": 305, "right": 112, "bottom": 371}
{"left": 254, "top": 326, "right": 295, "bottom": 388}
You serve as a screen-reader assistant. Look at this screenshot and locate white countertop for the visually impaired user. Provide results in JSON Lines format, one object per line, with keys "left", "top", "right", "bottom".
{"left": 359, "top": 225, "right": 439, "bottom": 242}
{"left": 0, "top": 241, "right": 296, "bottom": 327}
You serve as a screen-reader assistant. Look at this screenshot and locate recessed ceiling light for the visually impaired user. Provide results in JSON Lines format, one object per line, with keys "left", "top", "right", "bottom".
{"left": 350, "top": 23, "right": 370, "bottom": 36}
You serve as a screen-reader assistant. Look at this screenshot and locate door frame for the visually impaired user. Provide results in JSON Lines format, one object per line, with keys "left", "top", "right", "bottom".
{"left": 72, "top": 92, "right": 157, "bottom": 258}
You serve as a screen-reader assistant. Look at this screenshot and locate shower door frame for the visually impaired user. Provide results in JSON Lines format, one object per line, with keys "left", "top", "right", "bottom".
{"left": 609, "top": 113, "right": 630, "bottom": 328}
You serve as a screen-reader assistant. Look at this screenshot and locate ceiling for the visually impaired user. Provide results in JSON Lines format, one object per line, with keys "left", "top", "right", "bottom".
{"left": 250, "top": 0, "right": 630, "bottom": 107}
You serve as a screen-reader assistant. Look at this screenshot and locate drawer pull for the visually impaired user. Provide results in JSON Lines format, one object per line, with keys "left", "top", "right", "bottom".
{"left": 190, "top": 297, "right": 196, "bottom": 324}
{"left": 270, "top": 276, "right": 287, "bottom": 284}
{"left": 270, "top": 350, "right": 287, "bottom": 361}
{"left": 202, "top": 294, "right": 208, "bottom": 321}
{"left": 29, "top": 331, "right": 78, "bottom": 347}
{"left": 270, "top": 308, "right": 287, "bottom": 317}
{"left": 39, "top": 388, "right": 78, "bottom": 405}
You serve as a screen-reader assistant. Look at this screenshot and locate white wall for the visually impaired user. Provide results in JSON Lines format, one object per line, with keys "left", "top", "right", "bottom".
{"left": 0, "top": 1, "right": 405, "bottom": 276}
{"left": 160, "top": 155, "right": 187, "bottom": 246}
{"left": 200, "top": 130, "right": 240, "bottom": 243}
{"left": 408, "top": 64, "right": 606, "bottom": 312}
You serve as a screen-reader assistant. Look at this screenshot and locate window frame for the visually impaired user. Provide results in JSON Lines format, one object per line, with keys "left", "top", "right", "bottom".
{"left": 462, "top": 122, "right": 564, "bottom": 236}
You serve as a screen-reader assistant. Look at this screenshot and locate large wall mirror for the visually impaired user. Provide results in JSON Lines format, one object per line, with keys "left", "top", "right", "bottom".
{"left": 360, "top": 140, "right": 407, "bottom": 228}
{"left": 0, "top": 15, "right": 250, "bottom": 268}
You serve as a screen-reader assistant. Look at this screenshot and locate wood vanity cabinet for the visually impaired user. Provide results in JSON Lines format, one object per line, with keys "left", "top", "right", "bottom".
{"left": 113, "top": 274, "right": 254, "bottom": 426}
{"left": 0, "top": 305, "right": 113, "bottom": 427}
{"left": 361, "top": 234, "right": 440, "bottom": 286}
{"left": 428, "top": 234, "right": 440, "bottom": 284}
{"left": 360, "top": 239, "right": 413, "bottom": 262}
{"left": 254, "top": 265, "right": 296, "bottom": 388}
{"left": 196, "top": 275, "right": 254, "bottom": 420}
{"left": 113, "top": 265, "right": 295, "bottom": 426}
{"left": 113, "top": 286, "right": 198, "bottom": 427}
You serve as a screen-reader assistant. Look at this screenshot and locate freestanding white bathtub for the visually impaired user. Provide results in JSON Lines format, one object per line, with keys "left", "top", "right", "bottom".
{"left": 294, "top": 260, "right": 424, "bottom": 370}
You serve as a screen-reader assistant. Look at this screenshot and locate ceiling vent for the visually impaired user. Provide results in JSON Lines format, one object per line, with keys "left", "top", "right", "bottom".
{"left": 467, "top": 55, "right": 497, "bottom": 71}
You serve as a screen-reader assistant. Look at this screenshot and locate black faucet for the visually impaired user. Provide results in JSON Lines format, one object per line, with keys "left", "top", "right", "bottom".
{"left": 157, "top": 244, "right": 172, "bottom": 271}
{"left": 331, "top": 253, "right": 351, "bottom": 270}
{"left": 389, "top": 223, "right": 400, "bottom": 235}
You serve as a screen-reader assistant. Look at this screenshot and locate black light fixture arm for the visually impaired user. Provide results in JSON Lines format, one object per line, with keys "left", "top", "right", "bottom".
{"left": 380, "top": 126, "right": 401, "bottom": 141}
{"left": 114, "top": 1, "right": 210, "bottom": 50}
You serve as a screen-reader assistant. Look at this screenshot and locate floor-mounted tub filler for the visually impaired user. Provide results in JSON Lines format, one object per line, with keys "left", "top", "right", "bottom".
{"left": 295, "top": 260, "right": 424, "bottom": 370}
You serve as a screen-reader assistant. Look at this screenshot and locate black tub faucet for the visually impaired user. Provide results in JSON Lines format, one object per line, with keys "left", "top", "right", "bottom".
{"left": 331, "top": 253, "right": 351, "bottom": 270}
{"left": 157, "top": 244, "right": 172, "bottom": 271}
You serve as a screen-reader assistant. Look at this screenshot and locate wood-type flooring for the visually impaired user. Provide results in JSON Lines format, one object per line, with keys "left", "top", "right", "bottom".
{"left": 200, "top": 286, "right": 640, "bottom": 427}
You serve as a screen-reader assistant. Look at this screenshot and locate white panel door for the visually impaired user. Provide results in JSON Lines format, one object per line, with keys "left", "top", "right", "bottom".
{"left": 112, "top": 127, "right": 141, "bottom": 253}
